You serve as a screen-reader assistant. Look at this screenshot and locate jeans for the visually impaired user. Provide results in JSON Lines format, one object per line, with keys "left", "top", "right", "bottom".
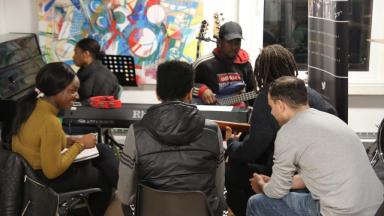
{"left": 246, "top": 192, "right": 321, "bottom": 216}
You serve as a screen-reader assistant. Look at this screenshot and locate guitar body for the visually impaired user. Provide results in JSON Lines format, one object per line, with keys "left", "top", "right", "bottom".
{"left": 192, "top": 94, "right": 225, "bottom": 105}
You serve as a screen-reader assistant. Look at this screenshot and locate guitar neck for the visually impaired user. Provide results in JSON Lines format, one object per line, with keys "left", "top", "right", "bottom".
{"left": 218, "top": 91, "right": 258, "bottom": 106}
{"left": 196, "top": 20, "right": 208, "bottom": 59}
{"left": 196, "top": 42, "right": 201, "bottom": 59}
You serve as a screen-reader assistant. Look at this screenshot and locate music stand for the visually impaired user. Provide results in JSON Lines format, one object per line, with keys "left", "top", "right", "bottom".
{"left": 101, "top": 55, "right": 137, "bottom": 86}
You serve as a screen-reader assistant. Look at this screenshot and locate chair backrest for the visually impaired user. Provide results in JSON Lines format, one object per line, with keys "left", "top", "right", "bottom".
{"left": 0, "top": 150, "right": 58, "bottom": 216}
{"left": 136, "top": 184, "right": 211, "bottom": 216}
{"left": 375, "top": 199, "right": 384, "bottom": 216}
{"left": 0, "top": 150, "right": 100, "bottom": 216}
{"left": 376, "top": 118, "right": 384, "bottom": 164}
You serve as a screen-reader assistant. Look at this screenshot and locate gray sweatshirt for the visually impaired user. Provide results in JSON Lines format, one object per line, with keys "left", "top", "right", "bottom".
{"left": 264, "top": 108, "right": 383, "bottom": 216}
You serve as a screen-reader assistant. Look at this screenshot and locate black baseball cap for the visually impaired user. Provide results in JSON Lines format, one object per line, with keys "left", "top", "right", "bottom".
{"left": 219, "top": 21, "right": 243, "bottom": 41}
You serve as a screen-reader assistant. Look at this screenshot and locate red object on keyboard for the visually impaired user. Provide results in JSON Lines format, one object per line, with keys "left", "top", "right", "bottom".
{"left": 89, "top": 96, "right": 122, "bottom": 109}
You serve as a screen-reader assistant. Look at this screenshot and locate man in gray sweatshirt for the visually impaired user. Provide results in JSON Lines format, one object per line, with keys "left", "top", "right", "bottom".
{"left": 246, "top": 76, "right": 383, "bottom": 216}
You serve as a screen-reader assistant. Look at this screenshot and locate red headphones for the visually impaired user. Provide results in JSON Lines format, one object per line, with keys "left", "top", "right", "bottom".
{"left": 89, "top": 96, "right": 122, "bottom": 109}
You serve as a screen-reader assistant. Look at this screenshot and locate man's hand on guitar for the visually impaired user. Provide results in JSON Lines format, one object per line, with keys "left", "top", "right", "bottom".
{"left": 201, "top": 88, "right": 217, "bottom": 104}
{"left": 225, "top": 126, "right": 242, "bottom": 141}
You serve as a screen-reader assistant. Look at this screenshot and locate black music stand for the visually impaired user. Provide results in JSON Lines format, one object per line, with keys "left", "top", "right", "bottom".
{"left": 101, "top": 55, "right": 137, "bottom": 86}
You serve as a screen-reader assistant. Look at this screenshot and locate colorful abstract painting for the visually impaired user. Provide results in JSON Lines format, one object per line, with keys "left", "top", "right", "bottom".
{"left": 38, "top": 0, "right": 204, "bottom": 84}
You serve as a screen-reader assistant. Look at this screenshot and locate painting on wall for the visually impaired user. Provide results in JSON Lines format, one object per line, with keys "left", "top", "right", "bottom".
{"left": 37, "top": 0, "right": 204, "bottom": 84}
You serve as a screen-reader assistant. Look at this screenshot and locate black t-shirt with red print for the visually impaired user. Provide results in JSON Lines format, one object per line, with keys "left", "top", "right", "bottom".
{"left": 193, "top": 47, "right": 255, "bottom": 106}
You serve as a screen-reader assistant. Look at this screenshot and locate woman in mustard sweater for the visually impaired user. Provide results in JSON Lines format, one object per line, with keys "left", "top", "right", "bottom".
{"left": 11, "top": 62, "right": 118, "bottom": 215}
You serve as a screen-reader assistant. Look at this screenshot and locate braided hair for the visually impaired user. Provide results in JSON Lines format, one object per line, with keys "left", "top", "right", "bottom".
{"left": 254, "top": 44, "right": 298, "bottom": 91}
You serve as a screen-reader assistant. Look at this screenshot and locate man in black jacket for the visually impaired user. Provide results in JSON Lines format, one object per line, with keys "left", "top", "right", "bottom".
{"left": 225, "top": 44, "right": 336, "bottom": 216}
{"left": 193, "top": 21, "right": 255, "bottom": 107}
{"left": 117, "top": 60, "right": 225, "bottom": 216}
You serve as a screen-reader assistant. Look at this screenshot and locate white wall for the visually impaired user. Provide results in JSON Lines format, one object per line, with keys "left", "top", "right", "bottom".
{"left": 199, "top": 0, "right": 265, "bottom": 66}
{"left": 1, "top": 0, "right": 38, "bottom": 34}
{"left": 349, "top": 95, "right": 384, "bottom": 132}
{"left": 1, "top": 0, "right": 384, "bottom": 133}
{"left": 0, "top": 0, "right": 5, "bottom": 34}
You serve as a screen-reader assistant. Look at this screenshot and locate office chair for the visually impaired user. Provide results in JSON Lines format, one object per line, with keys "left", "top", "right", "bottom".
{"left": 135, "top": 184, "right": 213, "bottom": 216}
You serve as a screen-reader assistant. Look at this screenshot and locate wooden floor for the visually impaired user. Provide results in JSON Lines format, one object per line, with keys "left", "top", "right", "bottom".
{"left": 105, "top": 193, "right": 123, "bottom": 216}
{"left": 104, "top": 193, "right": 238, "bottom": 216}
{"left": 227, "top": 208, "right": 235, "bottom": 216}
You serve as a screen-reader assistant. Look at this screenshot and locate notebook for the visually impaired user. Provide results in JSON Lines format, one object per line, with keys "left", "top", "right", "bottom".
{"left": 61, "top": 146, "right": 99, "bottom": 162}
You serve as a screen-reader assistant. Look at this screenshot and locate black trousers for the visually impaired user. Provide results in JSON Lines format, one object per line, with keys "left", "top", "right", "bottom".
{"left": 36, "top": 143, "right": 118, "bottom": 216}
{"left": 225, "top": 162, "right": 255, "bottom": 216}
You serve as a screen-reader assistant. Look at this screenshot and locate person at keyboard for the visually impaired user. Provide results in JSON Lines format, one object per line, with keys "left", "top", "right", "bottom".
{"left": 73, "top": 38, "right": 120, "bottom": 100}
{"left": 225, "top": 44, "right": 337, "bottom": 216}
{"left": 11, "top": 62, "right": 118, "bottom": 216}
{"left": 193, "top": 21, "right": 255, "bottom": 106}
{"left": 118, "top": 60, "right": 226, "bottom": 216}
{"left": 68, "top": 38, "right": 121, "bottom": 135}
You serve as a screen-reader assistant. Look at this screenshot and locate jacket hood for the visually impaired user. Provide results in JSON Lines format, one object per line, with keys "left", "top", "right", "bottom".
{"left": 213, "top": 47, "right": 250, "bottom": 64}
{"left": 140, "top": 101, "right": 205, "bottom": 146}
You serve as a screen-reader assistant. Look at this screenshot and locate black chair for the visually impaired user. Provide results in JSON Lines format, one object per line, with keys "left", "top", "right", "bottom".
{"left": 375, "top": 199, "right": 384, "bottom": 216}
{"left": 103, "top": 129, "right": 123, "bottom": 151}
{"left": 0, "top": 149, "right": 100, "bottom": 216}
{"left": 102, "top": 84, "right": 125, "bottom": 153}
{"left": 371, "top": 118, "right": 384, "bottom": 216}
{"left": 135, "top": 184, "right": 212, "bottom": 216}
{"left": 58, "top": 188, "right": 101, "bottom": 216}
{"left": 371, "top": 118, "right": 384, "bottom": 167}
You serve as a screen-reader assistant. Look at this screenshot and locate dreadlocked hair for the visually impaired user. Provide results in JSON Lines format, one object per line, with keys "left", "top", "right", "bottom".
{"left": 254, "top": 44, "right": 298, "bottom": 91}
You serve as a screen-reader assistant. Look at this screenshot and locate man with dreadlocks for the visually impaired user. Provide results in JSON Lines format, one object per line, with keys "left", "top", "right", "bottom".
{"left": 224, "top": 44, "right": 336, "bottom": 216}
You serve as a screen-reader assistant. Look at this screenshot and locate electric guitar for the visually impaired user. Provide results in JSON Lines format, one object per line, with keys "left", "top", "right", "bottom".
{"left": 196, "top": 20, "right": 208, "bottom": 59}
{"left": 193, "top": 90, "right": 258, "bottom": 106}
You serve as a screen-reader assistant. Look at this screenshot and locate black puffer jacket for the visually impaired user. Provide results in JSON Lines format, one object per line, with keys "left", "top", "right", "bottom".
{"left": 133, "top": 101, "right": 224, "bottom": 216}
